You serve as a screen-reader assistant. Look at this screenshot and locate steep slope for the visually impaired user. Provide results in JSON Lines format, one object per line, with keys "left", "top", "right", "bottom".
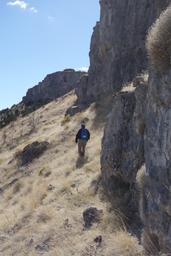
{"left": 0, "top": 92, "right": 144, "bottom": 256}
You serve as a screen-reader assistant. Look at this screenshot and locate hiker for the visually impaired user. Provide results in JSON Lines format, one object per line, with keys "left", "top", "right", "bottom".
{"left": 75, "top": 123, "right": 90, "bottom": 156}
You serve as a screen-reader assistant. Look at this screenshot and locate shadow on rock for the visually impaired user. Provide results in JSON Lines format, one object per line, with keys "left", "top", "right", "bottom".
{"left": 92, "top": 95, "right": 113, "bottom": 130}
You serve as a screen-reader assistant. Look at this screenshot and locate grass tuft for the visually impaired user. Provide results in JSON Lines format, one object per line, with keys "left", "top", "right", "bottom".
{"left": 146, "top": 6, "right": 171, "bottom": 72}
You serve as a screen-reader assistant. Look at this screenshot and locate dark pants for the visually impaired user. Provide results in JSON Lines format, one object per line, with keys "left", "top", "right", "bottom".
{"left": 78, "top": 139, "right": 87, "bottom": 156}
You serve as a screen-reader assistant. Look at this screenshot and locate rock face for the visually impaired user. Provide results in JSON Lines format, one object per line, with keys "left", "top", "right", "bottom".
{"left": 142, "top": 70, "right": 171, "bottom": 254}
{"left": 141, "top": 6, "right": 171, "bottom": 253}
{"left": 23, "top": 69, "right": 85, "bottom": 106}
{"left": 101, "top": 76, "right": 147, "bottom": 231}
{"left": 76, "top": 0, "right": 170, "bottom": 104}
{"left": 101, "top": 3, "right": 171, "bottom": 253}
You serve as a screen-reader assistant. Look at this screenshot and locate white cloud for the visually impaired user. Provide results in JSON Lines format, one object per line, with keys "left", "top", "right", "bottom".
{"left": 7, "top": 0, "right": 28, "bottom": 9}
{"left": 7, "top": 1, "right": 38, "bottom": 13}
{"left": 30, "top": 7, "right": 38, "bottom": 13}
{"left": 78, "top": 67, "right": 89, "bottom": 72}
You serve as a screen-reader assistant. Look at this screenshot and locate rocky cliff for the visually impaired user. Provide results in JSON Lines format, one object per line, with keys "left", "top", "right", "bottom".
{"left": 0, "top": 69, "right": 85, "bottom": 128}
{"left": 23, "top": 69, "right": 85, "bottom": 106}
{"left": 142, "top": 6, "right": 171, "bottom": 254}
{"left": 100, "top": 1, "right": 171, "bottom": 254}
{"left": 76, "top": 0, "right": 170, "bottom": 104}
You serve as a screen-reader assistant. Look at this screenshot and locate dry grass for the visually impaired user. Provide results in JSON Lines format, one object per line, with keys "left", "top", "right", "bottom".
{"left": 0, "top": 92, "right": 144, "bottom": 255}
{"left": 61, "top": 114, "right": 71, "bottom": 125}
{"left": 146, "top": 5, "right": 171, "bottom": 72}
{"left": 142, "top": 229, "right": 160, "bottom": 256}
{"left": 108, "top": 231, "right": 145, "bottom": 256}
{"left": 25, "top": 181, "right": 48, "bottom": 210}
{"left": 136, "top": 165, "right": 147, "bottom": 223}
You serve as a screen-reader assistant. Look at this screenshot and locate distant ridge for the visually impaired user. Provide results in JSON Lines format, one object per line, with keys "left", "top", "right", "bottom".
{"left": 0, "top": 69, "right": 86, "bottom": 128}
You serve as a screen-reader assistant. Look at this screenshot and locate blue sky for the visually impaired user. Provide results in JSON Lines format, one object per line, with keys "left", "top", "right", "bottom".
{"left": 0, "top": 0, "right": 100, "bottom": 110}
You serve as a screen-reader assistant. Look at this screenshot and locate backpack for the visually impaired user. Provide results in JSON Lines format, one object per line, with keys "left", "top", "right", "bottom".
{"left": 80, "top": 128, "right": 88, "bottom": 140}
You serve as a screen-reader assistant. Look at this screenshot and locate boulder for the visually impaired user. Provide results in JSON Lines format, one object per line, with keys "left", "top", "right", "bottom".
{"left": 16, "top": 141, "right": 49, "bottom": 166}
{"left": 83, "top": 207, "right": 103, "bottom": 228}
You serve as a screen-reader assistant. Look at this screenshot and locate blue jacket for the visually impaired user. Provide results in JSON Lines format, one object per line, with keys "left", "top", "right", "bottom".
{"left": 75, "top": 128, "right": 90, "bottom": 143}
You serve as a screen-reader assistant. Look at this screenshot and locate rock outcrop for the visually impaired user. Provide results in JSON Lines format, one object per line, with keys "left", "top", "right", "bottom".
{"left": 23, "top": 69, "right": 85, "bottom": 106}
{"left": 76, "top": 0, "right": 170, "bottom": 104}
{"left": 101, "top": 76, "right": 148, "bottom": 232}
{"left": 0, "top": 103, "right": 25, "bottom": 129}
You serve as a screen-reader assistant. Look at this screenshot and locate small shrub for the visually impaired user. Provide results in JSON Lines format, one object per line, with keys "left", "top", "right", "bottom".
{"left": 15, "top": 141, "right": 49, "bottom": 166}
{"left": 61, "top": 114, "right": 71, "bottom": 126}
{"left": 38, "top": 167, "right": 47, "bottom": 176}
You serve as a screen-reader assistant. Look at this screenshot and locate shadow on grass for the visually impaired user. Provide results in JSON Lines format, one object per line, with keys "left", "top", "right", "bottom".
{"left": 76, "top": 155, "right": 88, "bottom": 169}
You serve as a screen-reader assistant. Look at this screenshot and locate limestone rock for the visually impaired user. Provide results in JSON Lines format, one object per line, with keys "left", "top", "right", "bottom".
{"left": 76, "top": 0, "right": 170, "bottom": 104}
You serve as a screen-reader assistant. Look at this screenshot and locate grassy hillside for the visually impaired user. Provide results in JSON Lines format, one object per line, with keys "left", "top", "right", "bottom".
{"left": 0, "top": 91, "right": 144, "bottom": 256}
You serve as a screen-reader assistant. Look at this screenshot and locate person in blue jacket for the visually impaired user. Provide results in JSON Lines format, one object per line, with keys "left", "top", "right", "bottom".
{"left": 75, "top": 123, "right": 90, "bottom": 156}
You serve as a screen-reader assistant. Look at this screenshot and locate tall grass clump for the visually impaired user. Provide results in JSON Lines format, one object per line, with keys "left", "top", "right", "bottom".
{"left": 109, "top": 231, "right": 145, "bottom": 256}
{"left": 146, "top": 6, "right": 171, "bottom": 72}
